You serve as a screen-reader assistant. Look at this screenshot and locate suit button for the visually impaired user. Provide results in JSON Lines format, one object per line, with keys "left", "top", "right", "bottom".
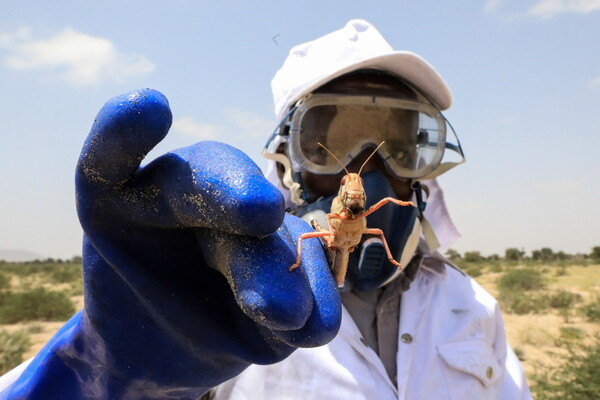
{"left": 401, "top": 333, "right": 413, "bottom": 344}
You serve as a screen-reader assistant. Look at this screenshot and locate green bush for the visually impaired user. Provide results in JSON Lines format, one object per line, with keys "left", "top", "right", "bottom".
{"left": 0, "top": 262, "right": 83, "bottom": 297}
{"left": 0, "top": 287, "right": 75, "bottom": 323}
{"left": 505, "top": 247, "right": 525, "bottom": 261}
{"left": 499, "top": 288, "right": 583, "bottom": 316}
{"left": 532, "top": 339, "right": 600, "bottom": 399}
{"left": 49, "top": 264, "right": 82, "bottom": 284}
{"left": 0, "top": 329, "right": 30, "bottom": 375}
{"left": 497, "top": 268, "right": 546, "bottom": 293}
{"left": 0, "top": 272, "right": 10, "bottom": 291}
{"left": 489, "top": 263, "right": 504, "bottom": 273}
{"left": 499, "top": 291, "right": 549, "bottom": 315}
{"left": 445, "top": 249, "right": 461, "bottom": 261}
{"left": 463, "top": 251, "right": 483, "bottom": 263}
{"left": 580, "top": 296, "right": 600, "bottom": 322}
{"left": 590, "top": 246, "right": 600, "bottom": 262}
{"left": 463, "top": 264, "right": 483, "bottom": 278}
{"left": 0, "top": 263, "right": 52, "bottom": 277}
{"left": 559, "top": 327, "right": 585, "bottom": 343}
{"left": 548, "top": 290, "right": 582, "bottom": 310}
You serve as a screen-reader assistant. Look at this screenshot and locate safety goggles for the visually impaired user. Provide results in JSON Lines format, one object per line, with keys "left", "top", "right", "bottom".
{"left": 284, "top": 94, "right": 464, "bottom": 180}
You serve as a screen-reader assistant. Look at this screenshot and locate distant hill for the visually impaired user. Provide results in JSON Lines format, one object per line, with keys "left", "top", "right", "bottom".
{"left": 0, "top": 249, "right": 45, "bottom": 262}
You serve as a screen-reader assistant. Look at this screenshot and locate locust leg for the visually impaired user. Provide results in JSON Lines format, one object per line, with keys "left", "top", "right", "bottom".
{"left": 361, "top": 197, "right": 415, "bottom": 218}
{"left": 363, "top": 228, "right": 403, "bottom": 269}
{"left": 289, "top": 231, "right": 333, "bottom": 271}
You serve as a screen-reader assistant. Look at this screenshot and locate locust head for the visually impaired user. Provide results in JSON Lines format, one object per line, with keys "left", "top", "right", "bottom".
{"left": 338, "top": 173, "right": 366, "bottom": 215}
{"left": 318, "top": 141, "right": 385, "bottom": 216}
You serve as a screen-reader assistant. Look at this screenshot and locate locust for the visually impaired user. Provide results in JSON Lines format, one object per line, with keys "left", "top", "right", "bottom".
{"left": 289, "top": 142, "right": 416, "bottom": 287}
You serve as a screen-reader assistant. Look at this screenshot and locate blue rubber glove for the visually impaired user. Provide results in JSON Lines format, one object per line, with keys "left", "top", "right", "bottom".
{"left": 1, "top": 89, "right": 341, "bottom": 400}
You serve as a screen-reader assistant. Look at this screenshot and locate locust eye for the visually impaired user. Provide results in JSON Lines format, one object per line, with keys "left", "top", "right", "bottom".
{"left": 340, "top": 176, "right": 346, "bottom": 185}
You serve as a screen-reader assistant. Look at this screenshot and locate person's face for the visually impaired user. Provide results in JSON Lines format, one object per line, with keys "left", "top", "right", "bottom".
{"left": 296, "top": 72, "right": 416, "bottom": 202}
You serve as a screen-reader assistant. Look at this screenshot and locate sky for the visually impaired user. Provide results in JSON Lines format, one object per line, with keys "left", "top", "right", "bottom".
{"left": 0, "top": 0, "right": 599, "bottom": 260}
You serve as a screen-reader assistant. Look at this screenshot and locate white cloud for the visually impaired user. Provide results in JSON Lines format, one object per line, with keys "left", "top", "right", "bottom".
{"left": 485, "top": 0, "right": 600, "bottom": 19}
{"left": 0, "top": 27, "right": 154, "bottom": 86}
{"left": 171, "top": 109, "right": 273, "bottom": 142}
{"left": 533, "top": 180, "right": 580, "bottom": 193}
{"left": 528, "top": 0, "right": 600, "bottom": 18}
{"left": 589, "top": 75, "right": 600, "bottom": 86}
{"left": 484, "top": 0, "right": 504, "bottom": 13}
{"left": 0, "top": 27, "right": 31, "bottom": 46}
{"left": 172, "top": 116, "right": 220, "bottom": 140}
{"left": 483, "top": 0, "right": 532, "bottom": 21}
{"left": 227, "top": 108, "right": 274, "bottom": 139}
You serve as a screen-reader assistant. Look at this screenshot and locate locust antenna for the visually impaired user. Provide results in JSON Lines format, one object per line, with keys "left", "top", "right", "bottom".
{"left": 358, "top": 141, "right": 385, "bottom": 176}
{"left": 317, "top": 142, "right": 350, "bottom": 175}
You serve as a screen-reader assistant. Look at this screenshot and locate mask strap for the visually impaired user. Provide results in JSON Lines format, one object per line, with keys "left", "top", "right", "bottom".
{"left": 262, "top": 106, "right": 307, "bottom": 207}
{"left": 262, "top": 149, "right": 306, "bottom": 206}
{"left": 412, "top": 181, "right": 441, "bottom": 251}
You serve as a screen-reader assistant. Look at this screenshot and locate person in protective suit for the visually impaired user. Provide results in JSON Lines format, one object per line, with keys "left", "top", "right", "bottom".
{"left": 0, "top": 19, "right": 531, "bottom": 400}
{"left": 209, "top": 19, "right": 532, "bottom": 399}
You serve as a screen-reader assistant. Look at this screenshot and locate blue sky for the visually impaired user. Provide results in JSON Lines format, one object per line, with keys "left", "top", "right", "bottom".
{"left": 1, "top": 0, "right": 599, "bottom": 259}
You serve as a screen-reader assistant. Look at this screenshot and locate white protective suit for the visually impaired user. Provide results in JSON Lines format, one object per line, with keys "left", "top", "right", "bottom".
{"left": 211, "top": 19, "right": 531, "bottom": 400}
{"left": 211, "top": 255, "right": 531, "bottom": 400}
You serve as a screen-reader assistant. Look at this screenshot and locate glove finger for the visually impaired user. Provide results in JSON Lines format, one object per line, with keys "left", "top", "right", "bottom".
{"left": 197, "top": 214, "right": 341, "bottom": 346}
{"left": 135, "top": 141, "right": 284, "bottom": 236}
{"left": 271, "top": 215, "right": 342, "bottom": 347}
{"left": 197, "top": 225, "right": 313, "bottom": 331}
{"left": 76, "top": 88, "right": 172, "bottom": 189}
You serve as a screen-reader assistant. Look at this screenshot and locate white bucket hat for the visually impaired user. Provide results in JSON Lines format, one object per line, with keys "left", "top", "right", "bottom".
{"left": 265, "top": 19, "right": 460, "bottom": 250}
{"left": 271, "top": 19, "right": 452, "bottom": 121}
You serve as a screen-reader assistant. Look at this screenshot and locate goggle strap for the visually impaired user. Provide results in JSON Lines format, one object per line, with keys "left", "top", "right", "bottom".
{"left": 263, "top": 106, "right": 298, "bottom": 150}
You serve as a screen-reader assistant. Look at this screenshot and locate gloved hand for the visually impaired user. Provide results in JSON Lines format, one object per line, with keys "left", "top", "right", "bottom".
{"left": 1, "top": 89, "right": 341, "bottom": 400}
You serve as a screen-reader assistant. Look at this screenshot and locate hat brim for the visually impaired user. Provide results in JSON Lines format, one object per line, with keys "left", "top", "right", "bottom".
{"left": 293, "top": 51, "right": 451, "bottom": 111}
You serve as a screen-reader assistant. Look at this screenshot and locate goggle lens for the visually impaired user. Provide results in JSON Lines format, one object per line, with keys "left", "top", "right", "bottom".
{"left": 290, "top": 95, "right": 449, "bottom": 179}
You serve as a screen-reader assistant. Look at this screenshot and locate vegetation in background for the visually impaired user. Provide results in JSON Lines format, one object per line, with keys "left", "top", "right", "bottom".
{"left": 447, "top": 246, "right": 599, "bottom": 267}
{"left": 0, "top": 273, "right": 10, "bottom": 291}
{"left": 0, "top": 250, "right": 598, "bottom": 388}
{"left": 590, "top": 246, "right": 600, "bottom": 263}
{"left": 0, "top": 329, "right": 30, "bottom": 375}
{"left": 0, "top": 258, "right": 82, "bottom": 371}
{"left": 446, "top": 245, "right": 600, "bottom": 399}
{"left": 0, "top": 288, "right": 75, "bottom": 324}
{"left": 0, "top": 260, "right": 83, "bottom": 296}
{"left": 580, "top": 295, "right": 600, "bottom": 322}
{"left": 531, "top": 337, "right": 600, "bottom": 400}
{"left": 498, "top": 268, "right": 546, "bottom": 292}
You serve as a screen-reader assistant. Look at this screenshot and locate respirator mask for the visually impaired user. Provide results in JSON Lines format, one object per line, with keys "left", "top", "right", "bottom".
{"left": 296, "top": 170, "right": 423, "bottom": 291}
